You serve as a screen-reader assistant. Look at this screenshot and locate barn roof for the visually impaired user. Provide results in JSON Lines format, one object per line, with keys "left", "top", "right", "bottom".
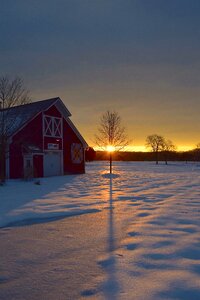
{"left": 0, "top": 97, "right": 66, "bottom": 136}
{"left": 0, "top": 97, "right": 88, "bottom": 147}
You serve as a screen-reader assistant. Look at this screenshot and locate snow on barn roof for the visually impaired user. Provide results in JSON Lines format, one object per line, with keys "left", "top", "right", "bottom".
{"left": 0, "top": 97, "right": 64, "bottom": 136}
{"left": 0, "top": 97, "right": 88, "bottom": 147}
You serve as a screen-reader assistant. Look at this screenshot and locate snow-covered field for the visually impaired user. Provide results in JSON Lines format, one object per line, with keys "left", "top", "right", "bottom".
{"left": 0, "top": 161, "right": 200, "bottom": 299}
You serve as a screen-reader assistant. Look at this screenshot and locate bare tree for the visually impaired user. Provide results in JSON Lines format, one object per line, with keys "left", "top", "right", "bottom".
{"left": 0, "top": 76, "right": 31, "bottom": 182}
{"left": 146, "top": 134, "right": 165, "bottom": 164}
{"left": 0, "top": 76, "right": 31, "bottom": 109}
{"left": 193, "top": 143, "right": 200, "bottom": 162}
{"left": 95, "top": 111, "right": 129, "bottom": 173}
{"left": 162, "top": 139, "right": 176, "bottom": 165}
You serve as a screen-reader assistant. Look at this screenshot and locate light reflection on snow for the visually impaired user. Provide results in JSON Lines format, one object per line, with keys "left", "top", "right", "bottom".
{"left": 1, "top": 161, "right": 200, "bottom": 228}
{"left": 0, "top": 161, "right": 200, "bottom": 299}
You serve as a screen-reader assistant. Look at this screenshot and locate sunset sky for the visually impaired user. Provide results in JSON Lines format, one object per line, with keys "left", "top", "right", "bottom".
{"left": 1, "top": 1, "right": 200, "bottom": 151}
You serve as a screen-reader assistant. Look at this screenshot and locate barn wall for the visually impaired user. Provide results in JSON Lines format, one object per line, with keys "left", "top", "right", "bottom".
{"left": 9, "top": 149, "right": 23, "bottom": 179}
{"left": 10, "top": 113, "right": 43, "bottom": 178}
{"left": 63, "top": 119, "right": 85, "bottom": 174}
{"left": 43, "top": 105, "right": 63, "bottom": 151}
{"left": 44, "top": 105, "right": 62, "bottom": 117}
{"left": 43, "top": 137, "right": 62, "bottom": 151}
{"left": 9, "top": 103, "right": 86, "bottom": 178}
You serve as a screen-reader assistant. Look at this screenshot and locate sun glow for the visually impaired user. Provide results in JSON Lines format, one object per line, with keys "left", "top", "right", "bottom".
{"left": 94, "top": 144, "right": 195, "bottom": 152}
{"left": 107, "top": 145, "right": 115, "bottom": 152}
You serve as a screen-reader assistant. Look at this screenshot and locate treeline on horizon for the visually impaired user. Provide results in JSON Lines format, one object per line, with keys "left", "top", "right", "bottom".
{"left": 86, "top": 149, "right": 200, "bottom": 163}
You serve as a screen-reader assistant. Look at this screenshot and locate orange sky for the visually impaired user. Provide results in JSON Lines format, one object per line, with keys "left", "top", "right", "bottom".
{"left": 33, "top": 82, "right": 200, "bottom": 152}
{"left": 2, "top": 1, "right": 200, "bottom": 152}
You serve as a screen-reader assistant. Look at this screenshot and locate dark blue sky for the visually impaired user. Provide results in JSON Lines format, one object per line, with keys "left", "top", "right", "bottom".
{"left": 1, "top": 0, "right": 200, "bottom": 149}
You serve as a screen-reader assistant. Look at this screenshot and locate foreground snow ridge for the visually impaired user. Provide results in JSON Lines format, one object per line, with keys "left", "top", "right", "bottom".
{"left": 1, "top": 161, "right": 199, "bottom": 229}
{"left": 0, "top": 161, "right": 200, "bottom": 299}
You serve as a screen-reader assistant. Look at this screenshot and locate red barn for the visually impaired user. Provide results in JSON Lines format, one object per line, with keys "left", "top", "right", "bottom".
{"left": 1, "top": 97, "right": 88, "bottom": 179}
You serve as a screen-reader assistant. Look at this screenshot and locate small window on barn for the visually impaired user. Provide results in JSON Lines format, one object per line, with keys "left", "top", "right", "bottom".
{"left": 44, "top": 115, "right": 62, "bottom": 137}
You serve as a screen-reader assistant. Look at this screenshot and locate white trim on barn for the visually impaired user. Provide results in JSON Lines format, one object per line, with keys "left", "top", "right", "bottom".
{"left": 64, "top": 117, "right": 88, "bottom": 149}
{"left": 23, "top": 154, "right": 33, "bottom": 179}
{"left": 43, "top": 114, "right": 62, "bottom": 138}
{"left": 6, "top": 155, "right": 10, "bottom": 179}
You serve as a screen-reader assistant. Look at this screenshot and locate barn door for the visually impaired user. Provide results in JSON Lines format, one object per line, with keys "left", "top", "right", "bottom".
{"left": 44, "top": 151, "right": 62, "bottom": 177}
{"left": 24, "top": 155, "right": 33, "bottom": 179}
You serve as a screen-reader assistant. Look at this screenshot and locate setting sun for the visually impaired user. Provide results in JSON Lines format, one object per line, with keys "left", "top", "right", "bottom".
{"left": 106, "top": 145, "right": 115, "bottom": 152}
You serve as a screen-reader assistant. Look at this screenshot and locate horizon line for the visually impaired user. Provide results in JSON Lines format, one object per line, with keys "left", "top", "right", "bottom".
{"left": 93, "top": 145, "right": 196, "bottom": 152}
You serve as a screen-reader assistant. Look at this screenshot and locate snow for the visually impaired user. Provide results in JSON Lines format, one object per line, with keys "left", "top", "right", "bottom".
{"left": 0, "top": 161, "right": 200, "bottom": 299}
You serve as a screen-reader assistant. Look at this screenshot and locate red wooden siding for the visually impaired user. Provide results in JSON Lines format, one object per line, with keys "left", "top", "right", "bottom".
{"left": 10, "top": 113, "right": 43, "bottom": 178}
{"left": 63, "top": 119, "right": 85, "bottom": 174}
{"left": 43, "top": 105, "right": 63, "bottom": 151}
{"left": 44, "top": 105, "right": 62, "bottom": 118}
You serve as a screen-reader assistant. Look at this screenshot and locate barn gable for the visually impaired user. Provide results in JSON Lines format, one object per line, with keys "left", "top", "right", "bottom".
{"left": 0, "top": 97, "right": 72, "bottom": 138}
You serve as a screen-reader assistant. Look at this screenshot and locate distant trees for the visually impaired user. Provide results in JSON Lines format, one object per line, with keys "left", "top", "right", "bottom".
{"left": 0, "top": 76, "right": 31, "bottom": 182}
{"left": 193, "top": 143, "right": 200, "bottom": 162}
{"left": 196, "top": 143, "right": 200, "bottom": 149}
{"left": 146, "top": 134, "right": 176, "bottom": 164}
{"left": 85, "top": 147, "right": 96, "bottom": 161}
{"left": 162, "top": 139, "right": 176, "bottom": 164}
{"left": 95, "top": 110, "right": 129, "bottom": 173}
{"left": 146, "top": 134, "right": 165, "bottom": 164}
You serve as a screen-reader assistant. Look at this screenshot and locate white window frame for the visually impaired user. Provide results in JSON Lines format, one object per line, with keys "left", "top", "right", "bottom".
{"left": 23, "top": 154, "right": 33, "bottom": 169}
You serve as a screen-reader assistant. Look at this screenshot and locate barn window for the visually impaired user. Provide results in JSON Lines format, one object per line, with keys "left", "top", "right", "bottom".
{"left": 44, "top": 115, "right": 62, "bottom": 137}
